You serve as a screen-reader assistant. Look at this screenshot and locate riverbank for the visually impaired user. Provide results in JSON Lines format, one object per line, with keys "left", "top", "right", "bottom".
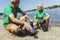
{"left": 0, "top": 19, "right": 60, "bottom": 40}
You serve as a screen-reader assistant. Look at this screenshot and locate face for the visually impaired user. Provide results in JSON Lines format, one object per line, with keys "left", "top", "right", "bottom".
{"left": 13, "top": 0, "right": 20, "bottom": 8}
{"left": 38, "top": 6, "right": 43, "bottom": 11}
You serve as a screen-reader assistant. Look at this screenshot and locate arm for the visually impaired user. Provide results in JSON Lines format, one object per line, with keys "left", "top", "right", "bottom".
{"left": 9, "top": 14, "right": 25, "bottom": 25}
{"left": 9, "top": 14, "right": 33, "bottom": 30}
{"left": 44, "top": 13, "right": 50, "bottom": 20}
{"left": 46, "top": 13, "right": 50, "bottom": 17}
{"left": 34, "top": 11, "right": 38, "bottom": 22}
{"left": 19, "top": 9, "right": 33, "bottom": 21}
{"left": 34, "top": 15, "right": 37, "bottom": 21}
{"left": 34, "top": 15, "right": 38, "bottom": 22}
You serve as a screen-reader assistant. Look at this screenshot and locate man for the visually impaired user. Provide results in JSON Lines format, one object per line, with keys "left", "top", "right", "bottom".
{"left": 34, "top": 4, "right": 50, "bottom": 32}
{"left": 3, "top": 0, "right": 36, "bottom": 34}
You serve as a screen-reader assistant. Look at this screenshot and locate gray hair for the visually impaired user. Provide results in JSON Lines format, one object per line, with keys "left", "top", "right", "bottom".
{"left": 11, "top": 0, "right": 20, "bottom": 2}
{"left": 38, "top": 4, "right": 43, "bottom": 7}
{"left": 11, "top": 0, "right": 20, "bottom": 4}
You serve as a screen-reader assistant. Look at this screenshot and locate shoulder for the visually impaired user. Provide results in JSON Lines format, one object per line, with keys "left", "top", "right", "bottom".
{"left": 16, "top": 7, "right": 22, "bottom": 12}
{"left": 43, "top": 10, "right": 47, "bottom": 13}
{"left": 42, "top": 10, "right": 47, "bottom": 15}
{"left": 4, "top": 4, "right": 12, "bottom": 11}
{"left": 34, "top": 10, "right": 39, "bottom": 15}
{"left": 35, "top": 10, "right": 39, "bottom": 13}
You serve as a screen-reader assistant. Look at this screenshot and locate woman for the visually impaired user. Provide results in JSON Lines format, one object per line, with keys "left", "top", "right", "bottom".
{"left": 34, "top": 4, "right": 50, "bottom": 32}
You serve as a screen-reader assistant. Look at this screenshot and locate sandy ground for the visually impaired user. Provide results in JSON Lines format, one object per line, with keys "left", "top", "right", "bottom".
{"left": 0, "top": 19, "right": 60, "bottom": 40}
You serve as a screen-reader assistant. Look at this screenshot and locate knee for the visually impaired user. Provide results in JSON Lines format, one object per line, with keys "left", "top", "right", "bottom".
{"left": 20, "top": 16, "right": 27, "bottom": 21}
{"left": 10, "top": 26, "right": 19, "bottom": 33}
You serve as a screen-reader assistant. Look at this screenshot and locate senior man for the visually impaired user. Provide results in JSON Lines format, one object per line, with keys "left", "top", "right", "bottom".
{"left": 3, "top": 0, "right": 36, "bottom": 34}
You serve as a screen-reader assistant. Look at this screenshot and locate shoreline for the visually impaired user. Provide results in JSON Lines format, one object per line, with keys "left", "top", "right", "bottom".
{"left": 0, "top": 18, "right": 60, "bottom": 27}
{"left": 0, "top": 18, "right": 60, "bottom": 40}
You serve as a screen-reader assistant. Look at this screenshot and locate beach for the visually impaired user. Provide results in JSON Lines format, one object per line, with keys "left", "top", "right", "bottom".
{"left": 0, "top": 8, "right": 60, "bottom": 40}
{"left": 0, "top": 19, "right": 60, "bottom": 40}
{"left": 0, "top": 0, "right": 60, "bottom": 40}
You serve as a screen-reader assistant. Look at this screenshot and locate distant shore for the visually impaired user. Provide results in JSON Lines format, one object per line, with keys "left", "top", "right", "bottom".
{"left": 0, "top": 18, "right": 60, "bottom": 27}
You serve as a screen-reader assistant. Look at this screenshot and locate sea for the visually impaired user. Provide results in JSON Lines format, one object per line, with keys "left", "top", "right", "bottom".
{"left": 0, "top": 8, "right": 60, "bottom": 26}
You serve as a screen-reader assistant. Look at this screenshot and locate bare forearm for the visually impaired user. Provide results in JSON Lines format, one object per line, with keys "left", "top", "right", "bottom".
{"left": 20, "top": 10, "right": 32, "bottom": 20}
{"left": 9, "top": 14, "right": 25, "bottom": 25}
{"left": 11, "top": 18, "right": 25, "bottom": 25}
{"left": 46, "top": 13, "right": 50, "bottom": 17}
{"left": 34, "top": 16, "right": 37, "bottom": 20}
{"left": 25, "top": 15, "right": 32, "bottom": 20}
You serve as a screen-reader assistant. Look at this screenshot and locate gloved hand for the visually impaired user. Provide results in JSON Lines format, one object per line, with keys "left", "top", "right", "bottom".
{"left": 44, "top": 16, "right": 50, "bottom": 20}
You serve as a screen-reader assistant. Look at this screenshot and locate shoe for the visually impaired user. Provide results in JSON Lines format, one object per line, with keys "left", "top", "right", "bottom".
{"left": 29, "top": 29, "right": 37, "bottom": 36}
{"left": 20, "top": 29, "right": 26, "bottom": 35}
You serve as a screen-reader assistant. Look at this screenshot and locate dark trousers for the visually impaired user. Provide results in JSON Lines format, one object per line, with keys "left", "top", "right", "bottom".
{"left": 40, "top": 20, "right": 48, "bottom": 32}
{"left": 30, "top": 20, "right": 48, "bottom": 32}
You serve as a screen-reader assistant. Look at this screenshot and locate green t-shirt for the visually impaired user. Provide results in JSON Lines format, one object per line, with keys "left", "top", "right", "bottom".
{"left": 3, "top": 4, "right": 20, "bottom": 28}
{"left": 35, "top": 10, "right": 46, "bottom": 23}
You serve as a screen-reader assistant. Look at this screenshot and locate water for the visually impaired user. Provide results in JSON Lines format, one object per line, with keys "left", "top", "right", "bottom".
{"left": 46, "top": 8, "right": 60, "bottom": 26}
{"left": 0, "top": 8, "right": 60, "bottom": 26}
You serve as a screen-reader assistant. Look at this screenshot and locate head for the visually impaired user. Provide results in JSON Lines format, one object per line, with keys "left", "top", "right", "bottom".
{"left": 37, "top": 4, "right": 43, "bottom": 11}
{"left": 11, "top": 0, "right": 20, "bottom": 8}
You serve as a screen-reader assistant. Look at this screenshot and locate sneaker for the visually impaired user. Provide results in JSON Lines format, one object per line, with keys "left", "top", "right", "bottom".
{"left": 29, "top": 29, "right": 37, "bottom": 36}
{"left": 20, "top": 29, "right": 26, "bottom": 35}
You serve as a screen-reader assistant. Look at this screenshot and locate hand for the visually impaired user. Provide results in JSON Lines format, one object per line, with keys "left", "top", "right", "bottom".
{"left": 25, "top": 15, "right": 33, "bottom": 22}
{"left": 24, "top": 22, "right": 30, "bottom": 27}
{"left": 30, "top": 20, "right": 33, "bottom": 22}
{"left": 33, "top": 22, "right": 37, "bottom": 26}
{"left": 24, "top": 22, "right": 33, "bottom": 30}
{"left": 44, "top": 16, "right": 50, "bottom": 20}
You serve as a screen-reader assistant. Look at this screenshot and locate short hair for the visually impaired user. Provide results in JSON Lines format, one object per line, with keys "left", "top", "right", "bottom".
{"left": 11, "top": 0, "right": 20, "bottom": 4}
{"left": 11, "top": 0, "right": 20, "bottom": 2}
{"left": 38, "top": 4, "right": 43, "bottom": 7}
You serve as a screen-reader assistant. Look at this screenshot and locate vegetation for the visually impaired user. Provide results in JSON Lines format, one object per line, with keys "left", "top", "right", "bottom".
{"left": 45, "top": 5, "right": 60, "bottom": 9}
{"left": 0, "top": 4, "right": 60, "bottom": 14}
{"left": 0, "top": 13, "right": 3, "bottom": 15}
{"left": 25, "top": 4, "right": 60, "bottom": 12}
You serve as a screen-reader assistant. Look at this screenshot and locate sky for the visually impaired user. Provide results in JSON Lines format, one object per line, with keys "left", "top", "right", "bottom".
{"left": 0, "top": 0, "right": 60, "bottom": 13}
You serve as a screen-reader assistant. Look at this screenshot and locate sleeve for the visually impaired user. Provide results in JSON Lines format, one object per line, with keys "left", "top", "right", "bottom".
{"left": 5, "top": 8, "right": 13, "bottom": 16}
{"left": 44, "top": 10, "right": 47, "bottom": 16}
{"left": 35, "top": 11, "right": 37, "bottom": 16}
{"left": 17, "top": 7, "right": 22, "bottom": 12}
{"left": 17, "top": 7, "right": 26, "bottom": 16}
